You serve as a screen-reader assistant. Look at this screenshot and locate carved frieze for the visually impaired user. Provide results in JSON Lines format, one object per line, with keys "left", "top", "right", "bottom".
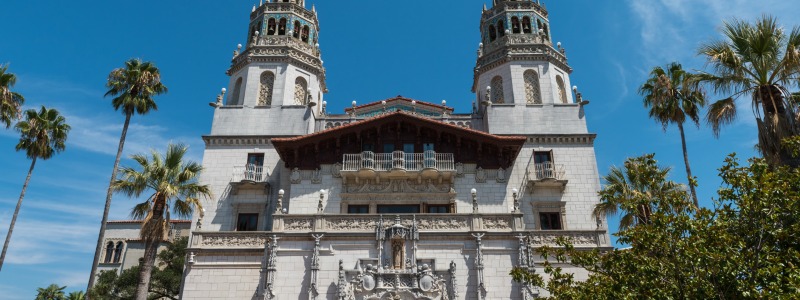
{"left": 284, "top": 218, "right": 314, "bottom": 231}
{"left": 416, "top": 216, "right": 469, "bottom": 231}
{"left": 483, "top": 216, "right": 512, "bottom": 230}
{"left": 197, "top": 233, "right": 267, "bottom": 248}
{"left": 529, "top": 232, "right": 598, "bottom": 246}
{"left": 327, "top": 218, "right": 377, "bottom": 231}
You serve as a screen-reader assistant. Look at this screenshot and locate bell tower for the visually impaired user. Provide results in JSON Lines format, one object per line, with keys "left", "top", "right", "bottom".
{"left": 473, "top": 0, "right": 588, "bottom": 135}
{"left": 211, "top": 0, "right": 326, "bottom": 136}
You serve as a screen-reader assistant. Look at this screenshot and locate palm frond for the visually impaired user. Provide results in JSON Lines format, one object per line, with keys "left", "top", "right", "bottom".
{"left": 706, "top": 98, "right": 739, "bottom": 137}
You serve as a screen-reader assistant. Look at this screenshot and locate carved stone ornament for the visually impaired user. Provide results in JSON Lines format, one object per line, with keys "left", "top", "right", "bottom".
{"left": 496, "top": 168, "right": 507, "bottom": 183}
{"left": 284, "top": 218, "right": 314, "bottom": 231}
{"left": 312, "top": 168, "right": 322, "bottom": 183}
{"left": 483, "top": 216, "right": 511, "bottom": 230}
{"left": 475, "top": 167, "right": 487, "bottom": 183}
{"left": 198, "top": 233, "right": 267, "bottom": 248}
{"left": 290, "top": 168, "right": 302, "bottom": 184}
{"left": 332, "top": 162, "right": 343, "bottom": 178}
{"left": 455, "top": 163, "right": 464, "bottom": 177}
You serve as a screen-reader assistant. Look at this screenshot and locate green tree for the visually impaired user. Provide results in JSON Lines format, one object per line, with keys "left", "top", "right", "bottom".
{"left": 513, "top": 151, "right": 800, "bottom": 299}
{"left": 0, "top": 106, "right": 70, "bottom": 271}
{"left": 36, "top": 284, "right": 67, "bottom": 300}
{"left": 640, "top": 62, "right": 705, "bottom": 206}
{"left": 67, "top": 291, "right": 86, "bottom": 300}
{"left": 698, "top": 15, "right": 800, "bottom": 167}
{"left": 113, "top": 145, "right": 209, "bottom": 300}
{"left": 592, "top": 154, "right": 685, "bottom": 230}
{"left": 88, "top": 237, "right": 188, "bottom": 300}
{"left": 0, "top": 64, "right": 25, "bottom": 128}
{"left": 89, "top": 59, "right": 168, "bottom": 291}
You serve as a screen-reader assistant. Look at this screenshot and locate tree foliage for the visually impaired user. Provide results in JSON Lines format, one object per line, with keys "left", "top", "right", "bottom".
{"left": 88, "top": 237, "right": 188, "bottom": 300}
{"left": 36, "top": 284, "right": 67, "bottom": 300}
{"left": 512, "top": 150, "right": 800, "bottom": 299}
{"left": 697, "top": 15, "right": 800, "bottom": 167}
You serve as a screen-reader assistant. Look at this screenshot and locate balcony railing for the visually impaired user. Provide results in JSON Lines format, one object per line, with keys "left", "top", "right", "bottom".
{"left": 232, "top": 164, "right": 269, "bottom": 183}
{"left": 528, "top": 162, "right": 566, "bottom": 181}
{"left": 342, "top": 151, "right": 455, "bottom": 172}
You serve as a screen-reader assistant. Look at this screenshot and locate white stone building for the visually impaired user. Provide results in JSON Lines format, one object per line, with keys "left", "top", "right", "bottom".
{"left": 93, "top": 220, "right": 191, "bottom": 277}
{"left": 182, "top": 0, "right": 610, "bottom": 299}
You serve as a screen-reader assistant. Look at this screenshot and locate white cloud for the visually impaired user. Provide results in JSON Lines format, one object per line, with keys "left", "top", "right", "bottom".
{"left": 627, "top": 0, "right": 800, "bottom": 66}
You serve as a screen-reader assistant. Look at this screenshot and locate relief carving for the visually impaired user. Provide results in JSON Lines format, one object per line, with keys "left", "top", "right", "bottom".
{"left": 284, "top": 218, "right": 314, "bottom": 231}
{"left": 199, "top": 233, "right": 267, "bottom": 248}
{"left": 483, "top": 216, "right": 511, "bottom": 230}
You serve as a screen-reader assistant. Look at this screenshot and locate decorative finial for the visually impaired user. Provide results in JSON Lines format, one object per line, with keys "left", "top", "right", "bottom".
{"left": 210, "top": 88, "right": 226, "bottom": 108}
{"left": 252, "top": 5, "right": 256, "bottom": 12}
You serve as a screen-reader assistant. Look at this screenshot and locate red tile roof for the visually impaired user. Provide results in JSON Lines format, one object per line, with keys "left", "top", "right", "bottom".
{"left": 343, "top": 96, "right": 454, "bottom": 113}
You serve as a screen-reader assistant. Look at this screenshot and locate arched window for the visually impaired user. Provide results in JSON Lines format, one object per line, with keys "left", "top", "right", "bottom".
{"left": 537, "top": 19, "right": 543, "bottom": 32}
{"left": 259, "top": 72, "right": 275, "bottom": 106}
{"left": 278, "top": 18, "right": 287, "bottom": 35}
{"left": 491, "top": 76, "right": 504, "bottom": 104}
{"left": 301, "top": 25, "right": 310, "bottom": 43}
{"left": 511, "top": 17, "right": 521, "bottom": 34}
{"left": 113, "top": 242, "right": 124, "bottom": 263}
{"left": 524, "top": 70, "right": 541, "bottom": 104}
{"left": 294, "top": 77, "right": 308, "bottom": 105}
{"left": 104, "top": 242, "right": 114, "bottom": 263}
{"left": 229, "top": 77, "right": 243, "bottom": 105}
{"left": 522, "top": 17, "right": 532, "bottom": 34}
{"left": 267, "top": 18, "right": 276, "bottom": 35}
{"left": 497, "top": 20, "right": 505, "bottom": 37}
{"left": 293, "top": 21, "right": 301, "bottom": 38}
{"left": 556, "top": 75, "right": 568, "bottom": 103}
{"left": 488, "top": 25, "right": 497, "bottom": 41}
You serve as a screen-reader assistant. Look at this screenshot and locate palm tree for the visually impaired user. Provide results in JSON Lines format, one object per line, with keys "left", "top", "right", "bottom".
{"left": 88, "top": 59, "right": 167, "bottom": 290}
{"left": 113, "top": 143, "right": 210, "bottom": 300}
{"left": 35, "top": 284, "right": 67, "bottom": 300}
{"left": 593, "top": 154, "right": 684, "bottom": 230}
{"left": 0, "top": 64, "right": 25, "bottom": 128}
{"left": 0, "top": 106, "right": 70, "bottom": 271}
{"left": 66, "top": 291, "right": 85, "bottom": 300}
{"left": 640, "top": 62, "right": 706, "bottom": 207}
{"left": 697, "top": 15, "right": 800, "bottom": 167}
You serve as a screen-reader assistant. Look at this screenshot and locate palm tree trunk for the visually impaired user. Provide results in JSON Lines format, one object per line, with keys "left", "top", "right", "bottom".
{"left": 87, "top": 112, "right": 132, "bottom": 292}
{"left": 135, "top": 195, "right": 167, "bottom": 300}
{"left": 135, "top": 237, "right": 159, "bottom": 300}
{"left": 677, "top": 122, "right": 699, "bottom": 207}
{"left": 0, "top": 157, "right": 36, "bottom": 271}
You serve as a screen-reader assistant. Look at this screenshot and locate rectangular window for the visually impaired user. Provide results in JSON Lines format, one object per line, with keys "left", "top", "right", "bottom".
{"left": 423, "top": 143, "right": 435, "bottom": 152}
{"left": 247, "top": 153, "right": 265, "bottom": 166}
{"left": 383, "top": 144, "right": 395, "bottom": 153}
{"left": 539, "top": 212, "right": 562, "bottom": 230}
{"left": 377, "top": 205, "right": 420, "bottom": 214}
{"left": 347, "top": 205, "right": 370, "bottom": 214}
{"left": 362, "top": 144, "right": 374, "bottom": 152}
{"left": 403, "top": 143, "right": 415, "bottom": 153}
{"left": 427, "top": 205, "right": 450, "bottom": 214}
{"left": 237, "top": 213, "right": 259, "bottom": 231}
{"left": 534, "top": 151, "right": 552, "bottom": 164}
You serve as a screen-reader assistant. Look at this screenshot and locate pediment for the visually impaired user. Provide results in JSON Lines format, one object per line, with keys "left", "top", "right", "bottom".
{"left": 344, "top": 96, "right": 454, "bottom": 118}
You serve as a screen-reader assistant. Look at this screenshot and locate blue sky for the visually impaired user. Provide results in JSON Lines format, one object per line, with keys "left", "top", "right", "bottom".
{"left": 1, "top": 0, "right": 798, "bottom": 298}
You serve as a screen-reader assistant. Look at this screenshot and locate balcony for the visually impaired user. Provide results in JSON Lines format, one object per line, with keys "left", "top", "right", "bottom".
{"left": 527, "top": 162, "right": 568, "bottom": 191}
{"left": 341, "top": 151, "right": 455, "bottom": 182}
{"left": 230, "top": 164, "right": 270, "bottom": 195}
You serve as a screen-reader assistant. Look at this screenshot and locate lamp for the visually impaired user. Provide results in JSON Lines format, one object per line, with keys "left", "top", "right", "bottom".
{"left": 276, "top": 189, "right": 285, "bottom": 214}
{"left": 471, "top": 188, "right": 478, "bottom": 213}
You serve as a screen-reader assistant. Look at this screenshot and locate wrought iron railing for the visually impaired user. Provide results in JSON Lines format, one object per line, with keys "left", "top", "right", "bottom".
{"left": 342, "top": 151, "right": 455, "bottom": 172}
{"left": 232, "top": 164, "right": 269, "bottom": 183}
{"left": 528, "top": 162, "right": 566, "bottom": 180}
